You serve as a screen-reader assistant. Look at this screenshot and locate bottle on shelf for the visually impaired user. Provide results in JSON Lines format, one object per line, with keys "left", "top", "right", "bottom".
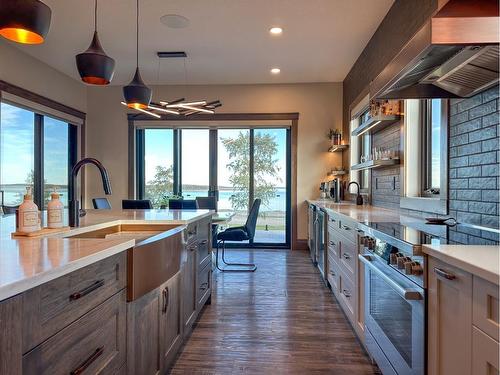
{"left": 47, "top": 189, "right": 64, "bottom": 228}
{"left": 17, "top": 187, "right": 41, "bottom": 233}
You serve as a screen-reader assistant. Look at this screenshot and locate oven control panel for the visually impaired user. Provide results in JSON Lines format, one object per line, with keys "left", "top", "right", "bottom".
{"left": 360, "top": 236, "right": 425, "bottom": 286}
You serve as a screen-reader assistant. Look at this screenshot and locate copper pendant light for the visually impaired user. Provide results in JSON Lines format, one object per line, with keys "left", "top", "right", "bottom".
{"left": 123, "top": 0, "right": 151, "bottom": 109}
{"left": 76, "top": 0, "right": 115, "bottom": 85}
{"left": 0, "top": 0, "right": 51, "bottom": 44}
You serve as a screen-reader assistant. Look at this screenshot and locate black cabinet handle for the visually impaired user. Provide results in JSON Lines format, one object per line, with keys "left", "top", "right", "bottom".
{"left": 69, "top": 280, "right": 105, "bottom": 301}
{"left": 342, "top": 253, "right": 351, "bottom": 260}
{"left": 70, "top": 347, "right": 104, "bottom": 375}
{"left": 200, "top": 282, "right": 209, "bottom": 291}
{"left": 342, "top": 289, "right": 351, "bottom": 298}
{"left": 162, "top": 286, "right": 169, "bottom": 314}
{"left": 434, "top": 267, "right": 456, "bottom": 280}
{"left": 199, "top": 239, "right": 208, "bottom": 245}
{"left": 341, "top": 224, "right": 351, "bottom": 231}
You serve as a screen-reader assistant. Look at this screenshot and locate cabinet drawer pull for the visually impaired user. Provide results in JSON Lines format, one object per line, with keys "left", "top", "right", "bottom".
{"left": 199, "top": 239, "right": 208, "bottom": 245}
{"left": 342, "top": 289, "right": 351, "bottom": 298}
{"left": 342, "top": 253, "right": 351, "bottom": 260}
{"left": 434, "top": 267, "right": 456, "bottom": 280}
{"left": 200, "top": 282, "right": 209, "bottom": 291}
{"left": 189, "top": 244, "right": 198, "bottom": 251}
{"left": 70, "top": 346, "right": 104, "bottom": 375}
{"left": 329, "top": 241, "right": 335, "bottom": 246}
{"left": 162, "top": 286, "right": 169, "bottom": 313}
{"left": 329, "top": 217, "right": 336, "bottom": 223}
{"left": 341, "top": 224, "right": 351, "bottom": 231}
{"left": 69, "top": 280, "right": 105, "bottom": 301}
{"left": 329, "top": 270, "right": 335, "bottom": 276}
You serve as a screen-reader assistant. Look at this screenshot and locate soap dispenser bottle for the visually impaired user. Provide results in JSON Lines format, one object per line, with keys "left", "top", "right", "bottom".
{"left": 18, "top": 187, "right": 40, "bottom": 233}
{"left": 47, "top": 189, "right": 64, "bottom": 228}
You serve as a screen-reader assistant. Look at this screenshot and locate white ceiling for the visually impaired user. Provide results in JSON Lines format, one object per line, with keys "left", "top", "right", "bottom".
{"left": 9, "top": 0, "right": 393, "bottom": 85}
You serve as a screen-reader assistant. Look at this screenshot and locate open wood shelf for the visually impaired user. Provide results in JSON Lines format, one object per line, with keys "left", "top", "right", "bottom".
{"left": 327, "top": 170, "right": 347, "bottom": 177}
{"left": 328, "top": 144, "right": 349, "bottom": 153}
{"left": 351, "top": 114, "right": 401, "bottom": 137}
{"left": 350, "top": 158, "right": 400, "bottom": 171}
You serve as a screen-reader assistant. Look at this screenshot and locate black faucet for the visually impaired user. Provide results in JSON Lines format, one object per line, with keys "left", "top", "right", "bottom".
{"left": 68, "top": 158, "right": 112, "bottom": 227}
{"left": 348, "top": 181, "right": 363, "bottom": 206}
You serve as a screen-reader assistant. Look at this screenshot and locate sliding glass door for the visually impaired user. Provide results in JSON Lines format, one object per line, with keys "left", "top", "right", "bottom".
{"left": 137, "top": 126, "right": 291, "bottom": 248}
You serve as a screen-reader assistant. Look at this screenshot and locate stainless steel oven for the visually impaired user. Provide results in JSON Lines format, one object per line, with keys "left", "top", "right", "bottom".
{"left": 360, "top": 253, "right": 424, "bottom": 375}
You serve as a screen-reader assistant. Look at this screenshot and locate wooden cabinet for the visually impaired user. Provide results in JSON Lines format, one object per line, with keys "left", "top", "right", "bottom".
{"left": 428, "top": 257, "right": 473, "bottom": 375}
{"left": 0, "top": 295, "right": 22, "bottom": 375}
{"left": 159, "top": 272, "right": 183, "bottom": 372}
{"left": 22, "top": 252, "right": 126, "bottom": 352}
{"left": 472, "top": 326, "right": 499, "bottom": 375}
{"left": 127, "top": 287, "right": 161, "bottom": 375}
{"left": 428, "top": 255, "right": 500, "bottom": 375}
{"left": 182, "top": 241, "right": 198, "bottom": 335}
{"left": 24, "top": 290, "right": 126, "bottom": 375}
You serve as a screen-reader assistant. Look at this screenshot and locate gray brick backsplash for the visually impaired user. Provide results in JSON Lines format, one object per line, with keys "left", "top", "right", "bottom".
{"left": 456, "top": 190, "right": 481, "bottom": 201}
{"left": 457, "top": 166, "right": 482, "bottom": 178}
{"left": 482, "top": 112, "right": 499, "bottom": 127}
{"left": 450, "top": 156, "right": 468, "bottom": 168}
{"left": 469, "top": 201, "right": 497, "bottom": 215}
{"left": 482, "top": 190, "right": 500, "bottom": 203}
{"left": 369, "top": 87, "right": 499, "bottom": 241}
{"left": 469, "top": 100, "right": 497, "bottom": 119}
{"left": 482, "top": 137, "right": 499, "bottom": 152}
{"left": 469, "top": 151, "right": 497, "bottom": 166}
{"left": 469, "top": 177, "right": 497, "bottom": 189}
{"left": 457, "top": 141, "right": 482, "bottom": 155}
{"left": 482, "top": 86, "right": 500, "bottom": 102}
{"left": 482, "top": 164, "right": 500, "bottom": 177}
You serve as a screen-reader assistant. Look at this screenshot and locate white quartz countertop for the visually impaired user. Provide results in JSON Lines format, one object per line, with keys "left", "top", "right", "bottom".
{"left": 0, "top": 209, "right": 213, "bottom": 301}
{"left": 423, "top": 244, "right": 500, "bottom": 285}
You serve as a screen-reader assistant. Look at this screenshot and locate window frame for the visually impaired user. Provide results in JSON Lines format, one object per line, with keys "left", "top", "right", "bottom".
{"left": 400, "top": 99, "right": 449, "bottom": 214}
{"left": 350, "top": 102, "right": 371, "bottom": 197}
{"left": 0, "top": 99, "right": 78, "bottom": 209}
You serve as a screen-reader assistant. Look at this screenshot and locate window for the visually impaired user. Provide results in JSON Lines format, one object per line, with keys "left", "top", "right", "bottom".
{"left": 136, "top": 126, "right": 292, "bottom": 247}
{"left": 0, "top": 101, "right": 77, "bottom": 209}
{"left": 401, "top": 99, "right": 448, "bottom": 214}
{"left": 350, "top": 104, "right": 371, "bottom": 195}
{"left": 422, "top": 99, "right": 444, "bottom": 196}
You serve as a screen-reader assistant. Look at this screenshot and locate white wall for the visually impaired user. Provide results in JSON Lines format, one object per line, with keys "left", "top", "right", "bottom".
{"left": 86, "top": 83, "right": 343, "bottom": 241}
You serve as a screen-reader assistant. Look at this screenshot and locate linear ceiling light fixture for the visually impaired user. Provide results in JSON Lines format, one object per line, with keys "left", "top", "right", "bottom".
{"left": 124, "top": 51, "right": 222, "bottom": 118}
{"left": 76, "top": 0, "right": 115, "bottom": 85}
{"left": 122, "top": 0, "right": 152, "bottom": 110}
{"left": 0, "top": 0, "right": 51, "bottom": 44}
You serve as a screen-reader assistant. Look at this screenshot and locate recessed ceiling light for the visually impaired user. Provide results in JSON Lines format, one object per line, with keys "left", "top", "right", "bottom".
{"left": 160, "top": 14, "right": 190, "bottom": 29}
{"left": 270, "top": 68, "right": 281, "bottom": 74}
{"left": 269, "top": 27, "right": 283, "bottom": 35}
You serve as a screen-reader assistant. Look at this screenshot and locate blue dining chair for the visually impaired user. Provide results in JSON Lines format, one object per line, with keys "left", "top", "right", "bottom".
{"left": 168, "top": 199, "right": 198, "bottom": 209}
{"left": 122, "top": 199, "right": 153, "bottom": 209}
{"left": 215, "top": 199, "right": 260, "bottom": 272}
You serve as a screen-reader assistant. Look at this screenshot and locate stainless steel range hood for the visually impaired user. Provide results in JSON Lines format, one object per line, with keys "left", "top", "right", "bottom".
{"left": 371, "top": 0, "right": 500, "bottom": 99}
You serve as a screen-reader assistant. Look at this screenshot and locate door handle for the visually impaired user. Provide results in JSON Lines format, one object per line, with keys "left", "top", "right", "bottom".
{"left": 162, "top": 286, "right": 169, "bottom": 314}
{"left": 358, "top": 254, "right": 422, "bottom": 301}
{"left": 434, "top": 267, "right": 456, "bottom": 280}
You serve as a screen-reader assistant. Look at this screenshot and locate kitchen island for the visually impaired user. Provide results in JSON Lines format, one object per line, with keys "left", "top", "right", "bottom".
{"left": 0, "top": 209, "right": 213, "bottom": 375}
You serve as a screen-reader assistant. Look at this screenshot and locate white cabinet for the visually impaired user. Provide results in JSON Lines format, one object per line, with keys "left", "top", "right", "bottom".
{"left": 428, "top": 256, "right": 499, "bottom": 375}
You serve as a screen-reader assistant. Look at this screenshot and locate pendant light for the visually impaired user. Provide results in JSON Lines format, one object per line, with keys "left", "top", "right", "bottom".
{"left": 123, "top": 0, "right": 151, "bottom": 110}
{"left": 0, "top": 0, "right": 51, "bottom": 44}
{"left": 75, "top": 0, "right": 115, "bottom": 85}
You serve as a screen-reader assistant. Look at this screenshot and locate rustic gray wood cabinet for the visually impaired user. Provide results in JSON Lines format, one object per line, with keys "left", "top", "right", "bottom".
{"left": 0, "top": 217, "right": 212, "bottom": 375}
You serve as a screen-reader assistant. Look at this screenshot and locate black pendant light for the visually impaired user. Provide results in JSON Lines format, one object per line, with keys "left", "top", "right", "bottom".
{"left": 0, "top": 0, "right": 51, "bottom": 44}
{"left": 123, "top": 0, "right": 151, "bottom": 109}
{"left": 76, "top": 0, "right": 115, "bottom": 85}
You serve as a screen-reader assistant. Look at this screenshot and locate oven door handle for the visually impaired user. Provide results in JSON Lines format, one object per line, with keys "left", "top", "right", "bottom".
{"left": 358, "top": 254, "right": 422, "bottom": 301}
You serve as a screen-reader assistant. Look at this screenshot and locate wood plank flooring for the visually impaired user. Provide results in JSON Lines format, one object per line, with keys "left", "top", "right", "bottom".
{"left": 169, "top": 249, "right": 381, "bottom": 374}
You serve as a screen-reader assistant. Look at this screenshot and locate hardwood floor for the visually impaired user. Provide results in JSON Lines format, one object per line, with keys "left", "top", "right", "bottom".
{"left": 169, "top": 249, "right": 381, "bottom": 374}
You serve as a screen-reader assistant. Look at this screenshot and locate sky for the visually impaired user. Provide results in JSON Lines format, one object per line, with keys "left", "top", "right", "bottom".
{"left": 0, "top": 103, "right": 68, "bottom": 186}
{"left": 144, "top": 128, "right": 287, "bottom": 189}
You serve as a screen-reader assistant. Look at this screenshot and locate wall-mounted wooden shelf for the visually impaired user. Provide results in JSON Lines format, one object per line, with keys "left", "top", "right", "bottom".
{"left": 351, "top": 114, "right": 401, "bottom": 137}
{"left": 328, "top": 144, "right": 349, "bottom": 153}
{"left": 350, "top": 158, "right": 400, "bottom": 171}
{"left": 327, "top": 170, "right": 347, "bottom": 177}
